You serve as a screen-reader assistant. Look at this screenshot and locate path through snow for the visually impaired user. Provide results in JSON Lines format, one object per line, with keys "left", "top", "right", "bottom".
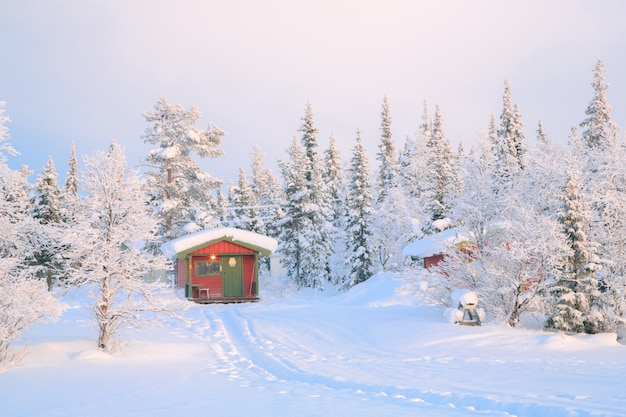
{"left": 1, "top": 273, "right": 625, "bottom": 416}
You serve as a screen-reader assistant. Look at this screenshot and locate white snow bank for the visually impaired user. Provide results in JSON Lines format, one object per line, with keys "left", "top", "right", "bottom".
{"left": 161, "top": 227, "right": 278, "bottom": 257}
{"left": 402, "top": 228, "right": 470, "bottom": 258}
{"left": 336, "top": 272, "right": 423, "bottom": 308}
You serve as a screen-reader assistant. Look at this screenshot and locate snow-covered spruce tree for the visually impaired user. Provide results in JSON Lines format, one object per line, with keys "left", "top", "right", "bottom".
{"left": 59, "top": 142, "right": 81, "bottom": 226}
{"left": 376, "top": 95, "right": 399, "bottom": 204}
{"left": 0, "top": 102, "right": 13, "bottom": 158}
{"left": 323, "top": 134, "right": 349, "bottom": 284}
{"left": 580, "top": 60, "right": 620, "bottom": 151}
{"left": 399, "top": 100, "right": 430, "bottom": 209}
{"left": 422, "top": 105, "right": 457, "bottom": 233}
{"left": 589, "top": 141, "right": 626, "bottom": 325}
{"left": 536, "top": 120, "right": 549, "bottom": 147}
{"left": 345, "top": 130, "right": 375, "bottom": 287}
{"left": 230, "top": 167, "right": 260, "bottom": 233}
{"left": 0, "top": 102, "right": 62, "bottom": 369}
{"left": 297, "top": 103, "right": 334, "bottom": 288}
{"left": 323, "top": 133, "right": 345, "bottom": 227}
{"left": 576, "top": 61, "right": 626, "bottom": 327}
{"left": 29, "top": 156, "right": 65, "bottom": 291}
{"left": 278, "top": 104, "right": 334, "bottom": 289}
{"left": 142, "top": 97, "right": 225, "bottom": 248}
{"left": 65, "top": 142, "right": 184, "bottom": 352}
{"left": 371, "top": 98, "right": 412, "bottom": 272}
{"left": 215, "top": 186, "right": 228, "bottom": 224}
{"left": 64, "top": 142, "right": 79, "bottom": 198}
{"left": 277, "top": 138, "right": 308, "bottom": 287}
{"left": 249, "top": 145, "right": 282, "bottom": 238}
{"left": 545, "top": 164, "right": 606, "bottom": 333}
{"left": 493, "top": 80, "right": 526, "bottom": 186}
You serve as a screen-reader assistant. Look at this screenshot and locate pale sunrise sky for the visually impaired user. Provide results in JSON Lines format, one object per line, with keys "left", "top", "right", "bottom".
{"left": 1, "top": 0, "right": 626, "bottom": 183}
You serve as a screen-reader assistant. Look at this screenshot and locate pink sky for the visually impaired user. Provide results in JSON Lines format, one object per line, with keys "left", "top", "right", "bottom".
{"left": 1, "top": 0, "right": 625, "bottom": 182}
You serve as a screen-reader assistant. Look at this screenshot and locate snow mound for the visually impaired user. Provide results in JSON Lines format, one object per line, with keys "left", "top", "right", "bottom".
{"left": 444, "top": 307, "right": 464, "bottom": 324}
{"left": 337, "top": 272, "right": 421, "bottom": 308}
{"left": 451, "top": 289, "right": 478, "bottom": 307}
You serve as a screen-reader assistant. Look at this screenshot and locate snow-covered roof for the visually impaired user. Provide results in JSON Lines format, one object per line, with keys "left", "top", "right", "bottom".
{"left": 402, "top": 228, "right": 470, "bottom": 258}
{"left": 161, "top": 227, "right": 278, "bottom": 258}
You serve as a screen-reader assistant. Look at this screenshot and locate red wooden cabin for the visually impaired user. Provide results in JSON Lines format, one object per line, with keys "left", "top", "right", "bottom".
{"left": 402, "top": 228, "right": 471, "bottom": 271}
{"left": 162, "top": 227, "right": 278, "bottom": 303}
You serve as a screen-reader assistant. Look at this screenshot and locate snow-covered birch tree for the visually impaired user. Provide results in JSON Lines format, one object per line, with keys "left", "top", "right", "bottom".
{"left": 440, "top": 135, "right": 567, "bottom": 327}
{"left": 65, "top": 142, "right": 185, "bottom": 352}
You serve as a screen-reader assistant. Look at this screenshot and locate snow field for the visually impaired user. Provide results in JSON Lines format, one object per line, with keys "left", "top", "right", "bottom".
{"left": 1, "top": 273, "right": 625, "bottom": 416}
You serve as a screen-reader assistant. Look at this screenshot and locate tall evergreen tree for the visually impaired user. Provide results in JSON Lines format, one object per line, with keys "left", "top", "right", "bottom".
{"left": 323, "top": 133, "right": 344, "bottom": 225}
{"left": 577, "top": 61, "right": 626, "bottom": 326}
{"left": 323, "top": 134, "right": 348, "bottom": 284}
{"left": 277, "top": 138, "right": 308, "bottom": 286}
{"left": 31, "top": 157, "right": 62, "bottom": 225}
{"left": 249, "top": 145, "right": 281, "bottom": 238}
{"left": 376, "top": 95, "right": 398, "bottom": 203}
{"left": 231, "top": 167, "right": 260, "bottom": 233}
{"left": 536, "top": 120, "right": 549, "bottom": 148}
{"left": 399, "top": 100, "right": 430, "bottom": 211}
{"left": 142, "top": 97, "right": 225, "bottom": 247}
{"left": 0, "top": 101, "right": 16, "bottom": 162}
{"left": 546, "top": 165, "right": 605, "bottom": 334}
{"left": 29, "top": 156, "right": 64, "bottom": 291}
{"left": 64, "top": 142, "right": 79, "bottom": 198}
{"left": 278, "top": 104, "right": 333, "bottom": 288}
{"left": 298, "top": 103, "right": 333, "bottom": 288}
{"left": 580, "top": 60, "right": 619, "bottom": 151}
{"left": 423, "top": 105, "right": 456, "bottom": 230}
{"left": 345, "top": 130, "right": 375, "bottom": 287}
{"left": 493, "top": 81, "right": 526, "bottom": 183}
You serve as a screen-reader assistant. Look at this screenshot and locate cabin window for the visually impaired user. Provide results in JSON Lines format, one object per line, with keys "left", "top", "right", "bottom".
{"left": 195, "top": 260, "right": 221, "bottom": 276}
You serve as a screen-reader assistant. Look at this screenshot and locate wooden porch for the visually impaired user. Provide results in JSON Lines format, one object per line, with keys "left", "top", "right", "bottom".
{"left": 189, "top": 296, "right": 260, "bottom": 304}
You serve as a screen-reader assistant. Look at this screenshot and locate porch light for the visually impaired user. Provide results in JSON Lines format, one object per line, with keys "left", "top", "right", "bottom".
{"left": 210, "top": 255, "right": 217, "bottom": 260}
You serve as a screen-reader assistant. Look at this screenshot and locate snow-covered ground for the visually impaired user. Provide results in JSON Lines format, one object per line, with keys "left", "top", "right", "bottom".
{"left": 2, "top": 272, "right": 625, "bottom": 417}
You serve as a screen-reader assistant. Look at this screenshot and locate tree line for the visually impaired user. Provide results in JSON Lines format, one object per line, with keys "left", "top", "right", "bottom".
{"left": 0, "top": 59, "right": 624, "bottom": 368}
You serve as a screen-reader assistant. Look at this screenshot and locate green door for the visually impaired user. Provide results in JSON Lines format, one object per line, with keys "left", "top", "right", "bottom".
{"left": 222, "top": 256, "right": 243, "bottom": 298}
